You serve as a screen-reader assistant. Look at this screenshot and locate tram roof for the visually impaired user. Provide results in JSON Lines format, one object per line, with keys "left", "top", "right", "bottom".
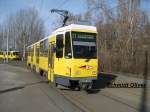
{"left": 0, "top": 50, "right": 19, "bottom": 52}
{"left": 27, "top": 24, "right": 97, "bottom": 48}
{"left": 27, "top": 36, "right": 49, "bottom": 48}
{"left": 52, "top": 24, "right": 97, "bottom": 34}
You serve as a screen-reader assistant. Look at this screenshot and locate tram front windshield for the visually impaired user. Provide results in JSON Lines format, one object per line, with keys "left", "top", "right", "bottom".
{"left": 72, "top": 32, "right": 97, "bottom": 59}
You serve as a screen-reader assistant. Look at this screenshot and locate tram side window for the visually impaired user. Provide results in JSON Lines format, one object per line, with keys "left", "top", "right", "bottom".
{"left": 36, "top": 45, "right": 40, "bottom": 57}
{"left": 56, "top": 34, "right": 63, "bottom": 58}
{"left": 40, "top": 39, "right": 48, "bottom": 56}
{"left": 13, "top": 52, "right": 19, "bottom": 55}
{"left": 65, "top": 32, "right": 72, "bottom": 58}
{"left": 40, "top": 42, "right": 43, "bottom": 56}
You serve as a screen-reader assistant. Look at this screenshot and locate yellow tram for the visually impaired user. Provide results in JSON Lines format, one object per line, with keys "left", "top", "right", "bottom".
{"left": 27, "top": 24, "right": 98, "bottom": 90}
{"left": 0, "top": 51, "right": 3, "bottom": 59}
{"left": 0, "top": 51, "right": 20, "bottom": 60}
{"left": 9, "top": 51, "right": 20, "bottom": 60}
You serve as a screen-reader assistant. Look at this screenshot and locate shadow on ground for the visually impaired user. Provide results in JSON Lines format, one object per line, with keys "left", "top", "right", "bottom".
{"left": 87, "top": 73, "right": 117, "bottom": 94}
{"left": 60, "top": 73, "right": 118, "bottom": 94}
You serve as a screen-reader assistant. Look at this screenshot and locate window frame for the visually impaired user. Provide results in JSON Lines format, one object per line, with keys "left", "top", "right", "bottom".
{"left": 65, "top": 32, "right": 72, "bottom": 58}
{"left": 56, "top": 34, "right": 64, "bottom": 58}
{"left": 71, "top": 31, "right": 97, "bottom": 59}
{"left": 40, "top": 39, "right": 48, "bottom": 57}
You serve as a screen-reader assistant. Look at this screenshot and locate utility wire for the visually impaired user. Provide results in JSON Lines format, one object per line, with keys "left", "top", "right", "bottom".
{"left": 43, "top": 0, "right": 129, "bottom": 32}
{"left": 43, "top": 0, "right": 69, "bottom": 24}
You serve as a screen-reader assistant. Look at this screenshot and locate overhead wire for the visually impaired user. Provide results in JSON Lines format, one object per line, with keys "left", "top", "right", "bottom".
{"left": 43, "top": 0, "right": 69, "bottom": 23}
{"left": 42, "top": 0, "right": 129, "bottom": 33}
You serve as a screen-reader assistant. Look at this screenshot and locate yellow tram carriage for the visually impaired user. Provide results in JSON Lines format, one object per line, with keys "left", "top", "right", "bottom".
{"left": 27, "top": 24, "right": 98, "bottom": 90}
{"left": 0, "top": 51, "right": 20, "bottom": 60}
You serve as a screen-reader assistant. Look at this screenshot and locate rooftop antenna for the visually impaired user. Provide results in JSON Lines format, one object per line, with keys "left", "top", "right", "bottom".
{"left": 51, "top": 9, "right": 70, "bottom": 27}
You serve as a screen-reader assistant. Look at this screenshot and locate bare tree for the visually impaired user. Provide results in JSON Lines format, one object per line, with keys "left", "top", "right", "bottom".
{"left": 2, "top": 8, "right": 45, "bottom": 60}
{"left": 85, "top": 0, "right": 150, "bottom": 75}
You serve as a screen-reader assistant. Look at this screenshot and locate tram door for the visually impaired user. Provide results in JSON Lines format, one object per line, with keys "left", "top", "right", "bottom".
{"left": 36, "top": 45, "right": 40, "bottom": 64}
{"left": 31, "top": 47, "right": 33, "bottom": 62}
{"left": 48, "top": 42, "right": 55, "bottom": 82}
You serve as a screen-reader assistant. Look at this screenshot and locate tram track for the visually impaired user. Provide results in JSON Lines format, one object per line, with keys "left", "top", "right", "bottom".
{"left": 51, "top": 86, "right": 140, "bottom": 112}
{"left": 0, "top": 76, "right": 147, "bottom": 112}
{"left": 50, "top": 84, "right": 92, "bottom": 112}
{"left": 96, "top": 90, "right": 139, "bottom": 111}
{"left": 0, "top": 72, "right": 146, "bottom": 112}
{"left": 0, "top": 78, "right": 144, "bottom": 112}
{"left": 39, "top": 86, "right": 66, "bottom": 112}
{"left": 1, "top": 64, "right": 149, "bottom": 112}
{"left": 61, "top": 90, "right": 94, "bottom": 112}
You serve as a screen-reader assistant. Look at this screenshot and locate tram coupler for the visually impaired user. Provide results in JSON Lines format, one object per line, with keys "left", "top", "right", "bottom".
{"left": 79, "top": 81, "right": 93, "bottom": 90}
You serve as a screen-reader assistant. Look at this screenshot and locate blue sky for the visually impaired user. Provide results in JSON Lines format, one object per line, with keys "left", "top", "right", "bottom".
{"left": 0, "top": 0, "right": 150, "bottom": 35}
{"left": 0, "top": 0, "right": 87, "bottom": 35}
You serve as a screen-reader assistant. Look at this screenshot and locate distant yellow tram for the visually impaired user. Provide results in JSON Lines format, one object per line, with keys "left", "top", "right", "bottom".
{"left": 27, "top": 24, "right": 98, "bottom": 90}
{"left": 0, "top": 51, "right": 20, "bottom": 60}
{"left": 0, "top": 51, "right": 3, "bottom": 59}
{"left": 9, "top": 51, "right": 20, "bottom": 60}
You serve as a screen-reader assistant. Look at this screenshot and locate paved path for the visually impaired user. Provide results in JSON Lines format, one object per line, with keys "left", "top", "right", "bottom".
{"left": 59, "top": 74, "right": 150, "bottom": 112}
{"left": 0, "top": 64, "right": 81, "bottom": 112}
{"left": 0, "top": 63, "right": 150, "bottom": 112}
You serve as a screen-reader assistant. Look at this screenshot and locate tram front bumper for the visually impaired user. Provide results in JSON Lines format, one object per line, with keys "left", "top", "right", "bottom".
{"left": 71, "top": 77, "right": 97, "bottom": 83}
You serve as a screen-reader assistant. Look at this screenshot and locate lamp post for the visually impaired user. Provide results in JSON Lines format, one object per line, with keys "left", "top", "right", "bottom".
{"left": 6, "top": 29, "right": 9, "bottom": 63}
